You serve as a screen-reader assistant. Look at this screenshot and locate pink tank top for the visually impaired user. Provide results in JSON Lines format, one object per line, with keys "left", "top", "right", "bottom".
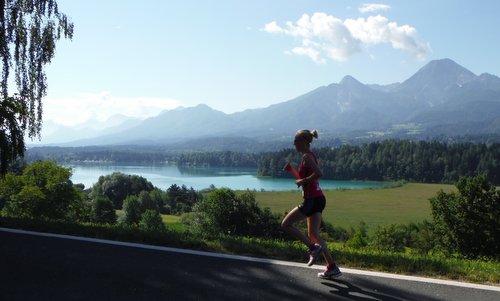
{"left": 298, "top": 152, "right": 324, "bottom": 199}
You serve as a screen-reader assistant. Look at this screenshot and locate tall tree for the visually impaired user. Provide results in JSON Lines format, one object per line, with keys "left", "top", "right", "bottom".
{"left": 0, "top": 0, "right": 73, "bottom": 172}
{"left": 91, "top": 172, "right": 154, "bottom": 209}
{"left": 0, "top": 160, "right": 84, "bottom": 220}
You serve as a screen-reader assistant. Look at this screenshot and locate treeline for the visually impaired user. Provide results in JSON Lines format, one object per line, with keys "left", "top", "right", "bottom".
{"left": 26, "top": 140, "right": 500, "bottom": 184}
{"left": 25, "top": 146, "right": 175, "bottom": 164}
{"left": 177, "top": 151, "right": 258, "bottom": 168}
{"left": 26, "top": 147, "right": 258, "bottom": 168}
{"left": 258, "top": 140, "right": 500, "bottom": 184}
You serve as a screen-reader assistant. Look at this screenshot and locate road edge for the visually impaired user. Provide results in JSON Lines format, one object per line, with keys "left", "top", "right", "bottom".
{"left": 1, "top": 227, "right": 499, "bottom": 292}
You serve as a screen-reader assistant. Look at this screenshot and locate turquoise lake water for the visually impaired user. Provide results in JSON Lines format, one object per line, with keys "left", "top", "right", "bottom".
{"left": 68, "top": 164, "right": 386, "bottom": 191}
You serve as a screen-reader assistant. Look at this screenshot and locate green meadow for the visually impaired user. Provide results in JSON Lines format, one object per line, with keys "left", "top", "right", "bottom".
{"left": 124, "top": 183, "right": 456, "bottom": 233}
{"left": 253, "top": 183, "right": 456, "bottom": 232}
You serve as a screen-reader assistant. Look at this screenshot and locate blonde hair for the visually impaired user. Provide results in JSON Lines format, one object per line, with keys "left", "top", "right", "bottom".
{"left": 295, "top": 129, "right": 319, "bottom": 143}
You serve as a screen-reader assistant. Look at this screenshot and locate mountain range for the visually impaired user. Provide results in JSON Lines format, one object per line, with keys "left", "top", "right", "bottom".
{"left": 32, "top": 58, "right": 500, "bottom": 149}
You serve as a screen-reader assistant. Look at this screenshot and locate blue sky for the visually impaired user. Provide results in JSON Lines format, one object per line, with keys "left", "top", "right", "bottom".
{"left": 43, "top": 0, "right": 500, "bottom": 126}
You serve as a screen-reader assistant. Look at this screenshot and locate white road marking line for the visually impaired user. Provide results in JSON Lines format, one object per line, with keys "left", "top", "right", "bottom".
{"left": 2, "top": 227, "right": 499, "bottom": 292}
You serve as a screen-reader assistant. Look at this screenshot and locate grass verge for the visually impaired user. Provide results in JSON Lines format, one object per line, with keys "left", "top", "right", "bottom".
{"left": 1, "top": 216, "right": 498, "bottom": 286}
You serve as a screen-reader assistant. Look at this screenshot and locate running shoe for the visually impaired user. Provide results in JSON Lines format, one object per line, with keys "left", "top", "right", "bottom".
{"left": 307, "top": 243, "right": 323, "bottom": 266}
{"left": 318, "top": 264, "right": 342, "bottom": 279}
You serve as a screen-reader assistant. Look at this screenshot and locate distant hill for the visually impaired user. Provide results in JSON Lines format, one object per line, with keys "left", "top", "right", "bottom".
{"left": 30, "top": 115, "right": 142, "bottom": 145}
{"left": 36, "top": 58, "right": 500, "bottom": 148}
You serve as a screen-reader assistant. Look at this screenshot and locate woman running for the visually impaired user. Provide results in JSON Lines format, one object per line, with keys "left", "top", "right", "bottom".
{"left": 281, "top": 129, "right": 342, "bottom": 279}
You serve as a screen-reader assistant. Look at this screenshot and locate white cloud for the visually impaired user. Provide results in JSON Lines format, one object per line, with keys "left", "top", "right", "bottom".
{"left": 344, "top": 15, "right": 391, "bottom": 44}
{"left": 288, "top": 46, "right": 325, "bottom": 64}
{"left": 263, "top": 21, "right": 283, "bottom": 34}
{"left": 43, "top": 92, "right": 183, "bottom": 126}
{"left": 262, "top": 12, "right": 430, "bottom": 63}
{"left": 359, "top": 3, "right": 391, "bottom": 14}
{"left": 387, "top": 22, "right": 431, "bottom": 60}
{"left": 263, "top": 13, "right": 361, "bottom": 62}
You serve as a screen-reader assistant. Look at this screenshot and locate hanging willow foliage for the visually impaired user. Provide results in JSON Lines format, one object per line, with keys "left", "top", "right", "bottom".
{"left": 0, "top": 0, "right": 73, "bottom": 173}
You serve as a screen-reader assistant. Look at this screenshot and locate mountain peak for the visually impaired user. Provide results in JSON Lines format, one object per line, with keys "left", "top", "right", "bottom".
{"left": 340, "top": 75, "right": 362, "bottom": 86}
{"left": 169, "top": 104, "right": 218, "bottom": 113}
{"left": 339, "top": 75, "right": 368, "bottom": 92}
{"left": 425, "top": 58, "right": 458, "bottom": 67}
{"left": 467, "top": 73, "right": 500, "bottom": 91}
{"left": 397, "top": 58, "right": 477, "bottom": 101}
{"left": 415, "top": 58, "right": 476, "bottom": 82}
{"left": 193, "top": 103, "right": 212, "bottom": 109}
{"left": 478, "top": 72, "right": 500, "bottom": 81}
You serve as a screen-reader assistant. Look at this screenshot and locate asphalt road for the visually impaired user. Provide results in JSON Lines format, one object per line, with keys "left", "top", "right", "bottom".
{"left": 1, "top": 228, "right": 499, "bottom": 301}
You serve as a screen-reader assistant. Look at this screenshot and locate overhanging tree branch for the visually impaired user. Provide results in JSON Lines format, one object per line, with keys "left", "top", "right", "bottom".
{"left": 0, "top": 0, "right": 73, "bottom": 173}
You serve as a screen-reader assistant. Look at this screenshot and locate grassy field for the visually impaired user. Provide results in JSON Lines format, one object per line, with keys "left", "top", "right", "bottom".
{"left": 161, "top": 214, "right": 183, "bottom": 231}
{"left": 253, "top": 183, "right": 456, "bottom": 232}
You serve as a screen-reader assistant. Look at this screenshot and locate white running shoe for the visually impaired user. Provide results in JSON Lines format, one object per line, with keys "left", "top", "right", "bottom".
{"left": 307, "top": 244, "right": 323, "bottom": 266}
{"left": 318, "top": 264, "right": 342, "bottom": 279}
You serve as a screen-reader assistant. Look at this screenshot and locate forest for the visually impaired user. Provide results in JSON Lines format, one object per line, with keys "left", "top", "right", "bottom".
{"left": 25, "top": 140, "right": 500, "bottom": 185}
{"left": 25, "top": 146, "right": 260, "bottom": 168}
{"left": 258, "top": 140, "right": 500, "bottom": 184}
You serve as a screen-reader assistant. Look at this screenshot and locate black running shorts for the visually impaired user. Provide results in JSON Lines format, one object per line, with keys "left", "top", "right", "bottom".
{"left": 298, "top": 195, "right": 326, "bottom": 217}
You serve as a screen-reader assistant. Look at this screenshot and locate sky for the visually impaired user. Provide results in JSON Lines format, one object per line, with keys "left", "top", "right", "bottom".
{"left": 42, "top": 0, "right": 500, "bottom": 126}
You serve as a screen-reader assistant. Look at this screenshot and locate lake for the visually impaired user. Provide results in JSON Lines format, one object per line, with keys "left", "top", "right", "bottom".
{"left": 68, "top": 164, "right": 386, "bottom": 191}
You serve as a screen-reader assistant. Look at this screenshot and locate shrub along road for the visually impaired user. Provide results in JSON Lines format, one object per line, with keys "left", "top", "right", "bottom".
{"left": 1, "top": 228, "right": 499, "bottom": 301}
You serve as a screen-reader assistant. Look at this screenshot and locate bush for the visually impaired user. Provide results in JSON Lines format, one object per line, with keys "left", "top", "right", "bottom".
{"left": 321, "top": 222, "right": 350, "bottom": 242}
{"left": 346, "top": 230, "right": 368, "bottom": 249}
{"left": 185, "top": 188, "right": 283, "bottom": 239}
{"left": 139, "top": 209, "right": 165, "bottom": 232}
{"left": 430, "top": 175, "right": 500, "bottom": 259}
{"left": 346, "top": 222, "right": 368, "bottom": 249}
{"left": 411, "top": 220, "right": 439, "bottom": 255}
{"left": 371, "top": 224, "right": 408, "bottom": 253}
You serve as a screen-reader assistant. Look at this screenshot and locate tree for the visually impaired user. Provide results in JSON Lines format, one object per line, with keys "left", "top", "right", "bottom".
{"left": 430, "top": 175, "right": 500, "bottom": 259}
{"left": 0, "top": 170, "right": 21, "bottom": 210}
{"left": 90, "top": 196, "right": 116, "bottom": 224}
{"left": 148, "top": 188, "right": 167, "bottom": 213}
{"left": 0, "top": 160, "right": 84, "bottom": 220}
{"left": 138, "top": 190, "right": 157, "bottom": 212}
{"left": 166, "top": 184, "right": 201, "bottom": 215}
{"left": 0, "top": 1, "right": 73, "bottom": 172}
{"left": 188, "top": 188, "right": 282, "bottom": 238}
{"left": 139, "top": 209, "right": 165, "bottom": 232}
{"left": 91, "top": 172, "right": 154, "bottom": 209}
{"left": 193, "top": 188, "right": 239, "bottom": 236}
{"left": 5, "top": 184, "right": 44, "bottom": 217}
{"left": 122, "top": 195, "right": 141, "bottom": 226}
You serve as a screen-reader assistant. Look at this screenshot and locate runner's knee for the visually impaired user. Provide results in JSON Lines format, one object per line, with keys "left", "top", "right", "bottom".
{"left": 281, "top": 219, "right": 291, "bottom": 230}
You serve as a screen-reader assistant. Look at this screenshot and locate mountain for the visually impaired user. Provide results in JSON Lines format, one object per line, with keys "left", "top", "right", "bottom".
{"left": 42, "top": 58, "right": 500, "bottom": 147}
{"left": 408, "top": 71, "right": 500, "bottom": 134}
{"left": 394, "top": 58, "right": 477, "bottom": 106}
{"left": 63, "top": 105, "right": 235, "bottom": 146}
{"left": 30, "top": 115, "right": 142, "bottom": 145}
